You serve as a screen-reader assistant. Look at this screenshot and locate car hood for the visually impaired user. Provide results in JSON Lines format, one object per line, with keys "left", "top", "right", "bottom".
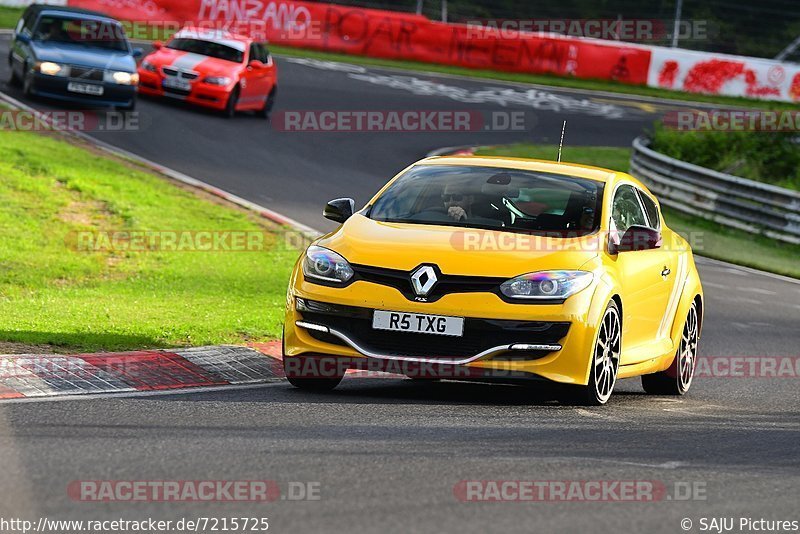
{"left": 33, "top": 41, "right": 135, "bottom": 71}
{"left": 144, "top": 48, "right": 242, "bottom": 77}
{"left": 317, "top": 214, "right": 600, "bottom": 278}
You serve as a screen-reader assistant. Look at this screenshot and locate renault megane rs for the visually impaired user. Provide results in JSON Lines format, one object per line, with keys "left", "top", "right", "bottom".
{"left": 283, "top": 156, "right": 703, "bottom": 405}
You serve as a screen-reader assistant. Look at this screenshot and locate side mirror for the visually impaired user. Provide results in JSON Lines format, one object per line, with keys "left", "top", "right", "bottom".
{"left": 613, "top": 225, "right": 662, "bottom": 253}
{"left": 16, "top": 33, "right": 30, "bottom": 44}
{"left": 152, "top": 41, "right": 163, "bottom": 50}
{"left": 132, "top": 47, "right": 144, "bottom": 58}
{"left": 248, "top": 60, "right": 266, "bottom": 70}
{"left": 324, "top": 198, "right": 355, "bottom": 224}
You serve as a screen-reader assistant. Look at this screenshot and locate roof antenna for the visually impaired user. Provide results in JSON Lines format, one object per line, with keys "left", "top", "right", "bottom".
{"left": 557, "top": 120, "right": 567, "bottom": 163}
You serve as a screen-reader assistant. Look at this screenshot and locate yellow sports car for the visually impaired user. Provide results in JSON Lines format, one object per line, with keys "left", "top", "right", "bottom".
{"left": 283, "top": 156, "right": 703, "bottom": 405}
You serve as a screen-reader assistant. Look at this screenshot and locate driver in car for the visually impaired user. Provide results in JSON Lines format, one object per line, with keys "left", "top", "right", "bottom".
{"left": 442, "top": 184, "right": 475, "bottom": 222}
{"left": 39, "top": 20, "right": 70, "bottom": 42}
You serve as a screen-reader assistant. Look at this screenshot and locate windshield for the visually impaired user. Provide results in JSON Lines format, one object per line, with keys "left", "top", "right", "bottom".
{"left": 167, "top": 38, "right": 244, "bottom": 63}
{"left": 370, "top": 165, "right": 605, "bottom": 236}
{"left": 34, "top": 16, "right": 128, "bottom": 51}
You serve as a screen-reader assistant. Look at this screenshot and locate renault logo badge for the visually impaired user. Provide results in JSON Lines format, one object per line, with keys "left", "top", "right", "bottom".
{"left": 410, "top": 265, "right": 437, "bottom": 297}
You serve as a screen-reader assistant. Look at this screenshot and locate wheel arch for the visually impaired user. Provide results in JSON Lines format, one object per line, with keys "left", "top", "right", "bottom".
{"left": 694, "top": 293, "right": 703, "bottom": 336}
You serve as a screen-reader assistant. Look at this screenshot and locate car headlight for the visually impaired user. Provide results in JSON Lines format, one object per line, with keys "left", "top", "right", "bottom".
{"left": 37, "top": 61, "right": 67, "bottom": 76}
{"left": 141, "top": 60, "right": 157, "bottom": 72}
{"left": 105, "top": 71, "right": 139, "bottom": 85}
{"left": 302, "top": 245, "right": 354, "bottom": 284}
{"left": 500, "top": 271, "right": 594, "bottom": 300}
{"left": 203, "top": 76, "right": 231, "bottom": 86}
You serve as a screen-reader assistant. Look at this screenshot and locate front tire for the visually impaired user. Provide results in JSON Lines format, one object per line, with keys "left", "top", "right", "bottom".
{"left": 22, "top": 65, "right": 34, "bottom": 97}
{"left": 566, "top": 300, "right": 621, "bottom": 406}
{"left": 282, "top": 334, "right": 345, "bottom": 391}
{"left": 224, "top": 85, "right": 240, "bottom": 118}
{"left": 117, "top": 99, "right": 136, "bottom": 112}
{"left": 286, "top": 374, "right": 344, "bottom": 391}
{"left": 642, "top": 301, "right": 699, "bottom": 395}
{"left": 9, "top": 57, "right": 21, "bottom": 86}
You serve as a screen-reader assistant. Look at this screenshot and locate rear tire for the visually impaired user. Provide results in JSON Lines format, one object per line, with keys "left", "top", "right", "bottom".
{"left": 642, "top": 301, "right": 699, "bottom": 395}
{"left": 258, "top": 86, "right": 276, "bottom": 120}
{"left": 224, "top": 85, "right": 240, "bottom": 118}
{"left": 565, "top": 300, "right": 621, "bottom": 406}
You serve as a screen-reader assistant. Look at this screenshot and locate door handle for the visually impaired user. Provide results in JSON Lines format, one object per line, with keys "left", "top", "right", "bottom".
{"left": 661, "top": 267, "right": 671, "bottom": 278}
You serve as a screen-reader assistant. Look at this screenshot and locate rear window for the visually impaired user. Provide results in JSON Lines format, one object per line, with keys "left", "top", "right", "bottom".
{"left": 369, "top": 165, "right": 605, "bottom": 236}
{"left": 167, "top": 38, "right": 244, "bottom": 63}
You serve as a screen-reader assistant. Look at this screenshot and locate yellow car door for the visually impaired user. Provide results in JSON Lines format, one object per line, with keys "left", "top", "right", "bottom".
{"left": 610, "top": 184, "right": 677, "bottom": 364}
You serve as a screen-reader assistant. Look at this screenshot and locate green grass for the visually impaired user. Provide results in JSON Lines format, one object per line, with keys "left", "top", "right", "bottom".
{"left": 1, "top": 6, "right": 795, "bottom": 109}
{"left": 476, "top": 143, "right": 800, "bottom": 278}
{"left": 0, "top": 130, "right": 298, "bottom": 352}
{"left": 0, "top": 6, "right": 21, "bottom": 30}
{"left": 650, "top": 124, "right": 800, "bottom": 191}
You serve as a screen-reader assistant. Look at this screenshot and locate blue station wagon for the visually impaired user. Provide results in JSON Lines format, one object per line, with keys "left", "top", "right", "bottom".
{"left": 8, "top": 4, "right": 142, "bottom": 110}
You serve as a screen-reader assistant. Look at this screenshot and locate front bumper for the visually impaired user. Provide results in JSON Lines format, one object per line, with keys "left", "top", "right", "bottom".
{"left": 137, "top": 70, "right": 230, "bottom": 111}
{"left": 29, "top": 73, "right": 136, "bottom": 107}
{"left": 284, "top": 269, "right": 608, "bottom": 385}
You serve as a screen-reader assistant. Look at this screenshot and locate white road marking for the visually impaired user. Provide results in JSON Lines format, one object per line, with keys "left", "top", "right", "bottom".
{"left": 347, "top": 72, "right": 631, "bottom": 119}
{"left": 574, "top": 408, "right": 627, "bottom": 422}
{"left": 711, "top": 295, "right": 762, "bottom": 305}
{"left": 739, "top": 287, "right": 777, "bottom": 296}
{"left": 0, "top": 380, "right": 285, "bottom": 405}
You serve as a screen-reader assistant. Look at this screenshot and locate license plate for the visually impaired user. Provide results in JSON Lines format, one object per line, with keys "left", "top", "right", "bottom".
{"left": 67, "top": 82, "right": 103, "bottom": 95}
{"left": 372, "top": 310, "right": 464, "bottom": 337}
{"left": 163, "top": 78, "right": 191, "bottom": 91}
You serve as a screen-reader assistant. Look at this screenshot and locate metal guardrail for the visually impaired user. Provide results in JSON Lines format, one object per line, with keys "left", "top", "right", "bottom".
{"left": 629, "top": 136, "right": 800, "bottom": 245}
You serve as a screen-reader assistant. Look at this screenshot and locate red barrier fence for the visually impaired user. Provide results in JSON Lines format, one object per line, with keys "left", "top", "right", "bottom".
{"left": 69, "top": 0, "right": 651, "bottom": 84}
{"left": 67, "top": 0, "right": 800, "bottom": 102}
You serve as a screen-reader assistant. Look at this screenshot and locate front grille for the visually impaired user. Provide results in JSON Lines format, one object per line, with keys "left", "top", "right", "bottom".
{"left": 162, "top": 67, "right": 199, "bottom": 80}
{"left": 298, "top": 300, "right": 569, "bottom": 359}
{"left": 340, "top": 263, "right": 564, "bottom": 304}
{"left": 69, "top": 66, "right": 103, "bottom": 81}
{"left": 353, "top": 263, "right": 504, "bottom": 303}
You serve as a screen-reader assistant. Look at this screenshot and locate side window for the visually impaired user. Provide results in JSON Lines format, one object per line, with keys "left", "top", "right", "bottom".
{"left": 260, "top": 43, "right": 272, "bottom": 64}
{"left": 611, "top": 185, "right": 647, "bottom": 234}
{"left": 249, "top": 43, "right": 269, "bottom": 63}
{"left": 19, "top": 10, "right": 34, "bottom": 36}
{"left": 637, "top": 190, "right": 661, "bottom": 230}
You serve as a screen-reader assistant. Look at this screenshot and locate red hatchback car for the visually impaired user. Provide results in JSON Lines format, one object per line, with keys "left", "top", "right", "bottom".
{"left": 138, "top": 27, "right": 276, "bottom": 118}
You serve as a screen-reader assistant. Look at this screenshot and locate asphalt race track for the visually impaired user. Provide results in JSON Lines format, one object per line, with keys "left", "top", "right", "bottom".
{"left": 1, "top": 35, "right": 799, "bottom": 533}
